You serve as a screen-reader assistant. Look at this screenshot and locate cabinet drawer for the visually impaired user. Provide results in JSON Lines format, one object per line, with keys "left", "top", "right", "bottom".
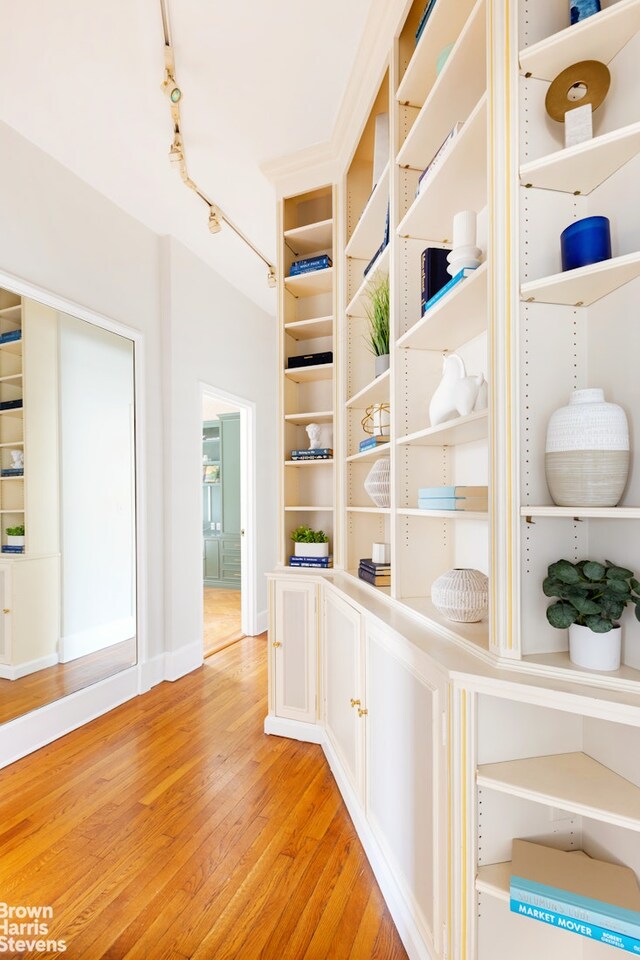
{"left": 222, "top": 566, "right": 241, "bottom": 581}
{"left": 220, "top": 539, "right": 241, "bottom": 558}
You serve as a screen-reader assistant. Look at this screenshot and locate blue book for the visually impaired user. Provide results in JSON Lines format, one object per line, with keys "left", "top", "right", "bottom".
{"left": 422, "top": 267, "right": 477, "bottom": 315}
{"left": 0, "top": 330, "right": 21, "bottom": 344}
{"left": 364, "top": 203, "right": 390, "bottom": 277}
{"left": 359, "top": 437, "right": 389, "bottom": 452}
{"left": 289, "top": 556, "right": 333, "bottom": 568}
{"left": 2, "top": 545, "right": 24, "bottom": 553}
{"left": 0, "top": 400, "right": 23, "bottom": 411}
{"left": 1, "top": 469, "right": 24, "bottom": 477}
{"left": 418, "top": 497, "right": 487, "bottom": 511}
{"left": 418, "top": 485, "right": 487, "bottom": 499}
{"left": 416, "top": 0, "right": 437, "bottom": 43}
{"left": 291, "top": 448, "right": 333, "bottom": 457}
{"left": 290, "top": 255, "right": 332, "bottom": 276}
{"left": 421, "top": 248, "right": 450, "bottom": 315}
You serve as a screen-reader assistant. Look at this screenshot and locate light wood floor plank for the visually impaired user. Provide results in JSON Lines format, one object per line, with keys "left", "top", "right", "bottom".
{"left": 0, "top": 636, "right": 407, "bottom": 959}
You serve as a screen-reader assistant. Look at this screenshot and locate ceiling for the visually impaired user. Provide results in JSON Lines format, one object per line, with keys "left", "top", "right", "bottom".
{"left": 0, "top": 0, "right": 374, "bottom": 312}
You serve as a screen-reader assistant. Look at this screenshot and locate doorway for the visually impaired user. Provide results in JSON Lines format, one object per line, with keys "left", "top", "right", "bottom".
{"left": 200, "top": 385, "right": 256, "bottom": 657}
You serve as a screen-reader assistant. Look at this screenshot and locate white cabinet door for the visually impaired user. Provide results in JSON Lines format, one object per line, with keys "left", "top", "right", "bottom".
{"left": 0, "top": 564, "right": 11, "bottom": 665}
{"left": 365, "top": 619, "right": 448, "bottom": 956}
{"left": 273, "top": 579, "right": 317, "bottom": 724}
{"left": 323, "top": 589, "right": 365, "bottom": 800}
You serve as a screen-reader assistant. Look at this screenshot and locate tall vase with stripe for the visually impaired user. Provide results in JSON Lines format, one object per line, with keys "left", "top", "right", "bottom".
{"left": 545, "top": 388, "right": 629, "bottom": 507}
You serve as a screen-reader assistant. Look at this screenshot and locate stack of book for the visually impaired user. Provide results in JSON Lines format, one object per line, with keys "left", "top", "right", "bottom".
{"left": 0, "top": 330, "right": 21, "bottom": 345}
{"left": 289, "top": 555, "right": 333, "bottom": 569}
{"left": 1, "top": 468, "right": 23, "bottom": 477}
{"left": 364, "top": 202, "right": 390, "bottom": 276}
{"left": 359, "top": 435, "right": 390, "bottom": 453}
{"left": 290, "top": 448, "right": 333, "bottom": 461}
{"left": 0, "top": 399, "right": 22, "bottom": 411}
{"left": 418, "top": 485, "right": 488, "bottom": 511}
{"left": 415, "top": 0, "right": 437, "bottom": 44}
{"left": 422, "top": 266, "right": 477, "bottom": 316}
{"left": 289, "top": 255, "right": 332, "bottom": 277}
{"left": 358, "top": 558, "right": 391, "bottom": 587}
{"left": 2, "top": 544, "right": 24, "bottom": 554}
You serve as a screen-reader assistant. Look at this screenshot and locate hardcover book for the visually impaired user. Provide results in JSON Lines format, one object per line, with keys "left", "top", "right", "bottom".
{"left": 289, "top": 556, "right": 333, "bottom": 568}
{"left": 1, "top": 468, "right": 24, "bottom": 477}
{"left": 417, "top": 122, "right": 463, "bottom": 197}
{"left": 359, "top": 559, "right": 391, "bottom": 575}
{"left": 421, "top": 248, "right": 451, "bottom": 315}
{"left": 0, "top": 399, "right": 23, "bottom": 411}
{"left": 0, "top": 330, "right": 21, "bottom": 344}
{"left": 287, "top": 351, "right": 333, "bottom": 369}
{"left": 422, "top": 267, "right": 477, "bottom": 315}
{"left": 418, "top": 485, "right": 488, "bottom": 499}
{"left": 364, "top": 203, "right": 390, "bottom": 277}
{"left": 358, "top": 567, "right": 391, "bottom": 587}
{"left": 289, "top": 255, "right": 332, "bottom": 276}
{"left": 415, "top": 0, "right": 437, "bottom": 43}
{"left": 417, "top": 497, "right": 488, "bottom": 511}
{"left": 359, "top": 436, "right": 390, "bottom": 452}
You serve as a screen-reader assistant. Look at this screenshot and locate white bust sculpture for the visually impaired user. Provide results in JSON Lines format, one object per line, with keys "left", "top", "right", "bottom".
{"left": 306, "top": 423, "right": 323, "bottom": 450}
{"left": 10, "top": 449, "right": 24, "bottom": 470}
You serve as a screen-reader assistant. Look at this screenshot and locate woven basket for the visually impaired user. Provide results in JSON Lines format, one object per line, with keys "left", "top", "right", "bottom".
{"left": 431, "top": 568, "right": 488, "bottom": 623}
{"left": 364, "top": 458, "right": 391, "bottom": 508}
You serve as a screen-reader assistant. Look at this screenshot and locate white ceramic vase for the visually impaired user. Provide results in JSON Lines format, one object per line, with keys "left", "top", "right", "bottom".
{"left": 364, "top": 458, "right": 391, "bottom": 507}
{"left": 294, "top": 542, "right": 329, "bottom": 558}
{"left": 372, "top": 403, "right": 391, "bottom": 437}
{"left": 569, "top": 622, "right": 621, "bottom": 671}
{"left": 545, "top": 388, "right": 629, "bottom": 507}
{"left": 431, "top": 568, "right": 488, "bottom": 623}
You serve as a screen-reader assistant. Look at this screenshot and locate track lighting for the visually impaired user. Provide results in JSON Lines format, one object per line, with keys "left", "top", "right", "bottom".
{"left": 208, "top": 206, "right": 222, "bottom": 234}
{"left": 162, "top": 71, "right": 182, "bottom": 104}
{"left": 267, "top": 268, "right": 277, "bottom": 288}
{"left": 168, "top": 136, "right": 183, "bottom": 164}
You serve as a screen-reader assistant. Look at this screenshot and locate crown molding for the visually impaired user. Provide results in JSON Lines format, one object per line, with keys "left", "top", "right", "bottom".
{"left": 261, "top": 0, "right": 410, "bottom": 194}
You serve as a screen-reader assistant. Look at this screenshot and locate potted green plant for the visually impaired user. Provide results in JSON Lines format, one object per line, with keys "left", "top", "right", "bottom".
{"left": 6, "top": 524, "right": 25, "bottom": 549}
{"left": 364, "top": 275, "right": 390, "bottom": 378}
{"left": 544, "top": 558, "right": 640, "bottom": 671}
{"left": 291, "top": 525, "right": 329, "bottom": 558}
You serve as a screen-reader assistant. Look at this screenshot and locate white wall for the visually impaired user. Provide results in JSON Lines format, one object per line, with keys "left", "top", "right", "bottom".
{"left": 58, "top": 313, "right": 136, "bottom": 661}
{"left": 164, "top": 237, "right": 277, "bottom": 648}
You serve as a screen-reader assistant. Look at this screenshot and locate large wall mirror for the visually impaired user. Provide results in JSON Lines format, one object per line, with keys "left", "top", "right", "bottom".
{"left": 0, "top": 284, "right": 137, "bottom": 724}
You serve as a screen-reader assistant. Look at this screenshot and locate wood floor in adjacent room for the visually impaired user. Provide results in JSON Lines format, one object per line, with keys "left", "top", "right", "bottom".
{"left": 0, "top": 635, "right": 408, "bottom": 959}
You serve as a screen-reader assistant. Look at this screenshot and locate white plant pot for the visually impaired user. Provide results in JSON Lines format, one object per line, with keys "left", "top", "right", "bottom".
{"left": 7, "top": 535, "right": 24, "bottom": 547}
{"left": 569, "top": 622, "right": 621, "bottom": 672}
{"left": 293, "top": 541, "right": 329, "bottom": 558}
{"left": 375, "top": 354, "right": 390, "bottom": 378}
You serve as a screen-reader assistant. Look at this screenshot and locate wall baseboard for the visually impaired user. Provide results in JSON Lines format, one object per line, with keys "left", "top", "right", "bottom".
{"left": 164, "top": 640, "right": 203, "bottom": 682}
{"left": 0, "top": 667, "right": 139, "bottom": 769}
{"left": 58, "top": 617, "right": 136, "bottom": 663}
{"left": 254, "top": 608, "right": 268, "bottom": 635}
{"left": 139, "top": 654, "right": 165, "bottom": 693}
{"left": 0, "top": 653, "right": 58, "bottom": 681}
{"left": 263, "top": 714, "right": 324, "bottom": 743}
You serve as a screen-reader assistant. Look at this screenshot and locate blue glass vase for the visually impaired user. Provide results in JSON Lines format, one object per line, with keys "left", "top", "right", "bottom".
{"left": 561, "top": 217, "right": 611, "bottom": 272}
{"left": 570, "top": 0, "right": 601, "bottom": 25}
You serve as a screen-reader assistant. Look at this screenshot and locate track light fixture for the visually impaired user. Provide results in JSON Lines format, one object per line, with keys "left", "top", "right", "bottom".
{"left": 208, "top": 206, "right": 222, "bottom": 234}
{"left": 158, "top": 0, "right": 277, "bottom": 288}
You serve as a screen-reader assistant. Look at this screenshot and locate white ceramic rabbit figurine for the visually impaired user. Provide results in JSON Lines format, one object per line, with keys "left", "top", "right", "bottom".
{"left": 429, "top": 353, "right": 487, "bottom": 427}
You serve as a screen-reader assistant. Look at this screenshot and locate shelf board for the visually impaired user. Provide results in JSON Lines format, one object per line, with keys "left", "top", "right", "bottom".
{"left": 397, "top": 262, "right": 488, "bottom": 352}
{"left": 398, "top": 94, "right": 487, "bottom": 242}
{"left": 0, "top": 306, "right": 21, "bottom": 321}
{"left": 397, "top": 0, "right": 478, "bottom": 108}
{"left": 476, "top": 862, "right": 511, "bottom": 902}
{"left": 284, "top": 267, "right": 333, "bottom": 298}
{"left": 521, "top": 505, "right": 640, "bottom": 519}
{"left": 0, "top": 374, "right": 22, "bottom": 383}
{"left": 523, "top": 650, "right": 640, "bottom": 685}
{"left": 284, "top": 218, "right": 333, "bottom": 256}
{"left": 284, "top": 410, "right": 333, "bottom": 426}
{"left": 0, "top": 509, "right": 24, "bottom": 514}
{"left": 396, "top": 0, "right": 486, "bottom": 171}
{"left": 345, "top": 163, "right": 390, "bottom": 261}
{"left": 519, "top": 0, "right": 640, "bottom": 81}
{"left": 399, "top": 508, "right": 488, "bottom": 520}
{"left": 346, "top": 245, "right": 390, "bottom": 318}
{"left": 346, "top": 506, "right": 391, "bottom": 514}
{"left": 478, "top": 752, "right": 640, "bottom": 831}
{"left": 284, "top": 363, "right": 333, "bottom": 383}
{"left": 0, "top": 408, "right": 23, "bottom": 420}
{"left": 346, "top": 368, "right": 390, "bottom": 409}
{"left": 284, "top": 315, "right": 334, "bottom": 340}
{"left": 284, "top": 459, "right": 334, "bottom": 467}
{"left": 0, "top": 476, "right": 23, "bottom": 482}
{"left": 0, "top": 442, "right": 23, "bottom": 448}
{"left": 520, "top": 121, "right": 640, "bottom": 196}
{"left": 521, "top": 251, "right": 640, "bottom": 307}
{"left": 0, "top": 340, "right": 22, "bottom": 356}
{"left": 397, "top": 410, "right": 488, "bottom": 447}
{"left": 346, "top": 443, "right": 391, "bottom": 463}
{"left": 400, "top": 596, "right": 490, "bottom": 651}
{"left": 284, "top": 505, "right": 334, "bottom": 512}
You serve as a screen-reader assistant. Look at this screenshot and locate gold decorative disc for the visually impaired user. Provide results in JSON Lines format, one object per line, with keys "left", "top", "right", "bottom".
{"left": 545, "top": 60, "right": 610, "bottom": 122}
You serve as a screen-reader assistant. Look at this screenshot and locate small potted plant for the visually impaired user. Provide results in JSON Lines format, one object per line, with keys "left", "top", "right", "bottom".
{"left": 365, "top": 275, "right": 390, "bottom": 378}
{"left": 291, "top": 525, "right": 329, "bottom": 558}
{"left": 6, "top": 524, "right": 25, "bottom": 549}
{"left": 544, "top": 558, "right": 640, "bottom": 671}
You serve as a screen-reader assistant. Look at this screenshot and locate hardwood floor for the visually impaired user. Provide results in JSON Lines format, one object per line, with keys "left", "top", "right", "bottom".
{"left": 0, "top": 637, "right": 136, "bottom": 725}
{"left": 203, "top": 586, "right": 243, "bottom": 657}
{"left": 0, "top": 636, "right": 408, "bottom": 959}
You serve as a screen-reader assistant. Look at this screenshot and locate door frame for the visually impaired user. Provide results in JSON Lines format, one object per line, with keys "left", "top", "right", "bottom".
{"left": 199, "top": 382, "right": 257, "bottom": 638}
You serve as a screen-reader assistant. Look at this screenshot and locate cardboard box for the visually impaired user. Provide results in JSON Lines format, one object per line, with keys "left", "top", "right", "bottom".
{"left": 510, "top": 839, "right": 640, "bottom": 953}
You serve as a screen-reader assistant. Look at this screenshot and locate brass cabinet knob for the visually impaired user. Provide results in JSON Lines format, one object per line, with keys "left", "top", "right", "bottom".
{"left": 2, "top": 608, "right": 9, "bottom": 614}
{"left": 272, "top": 641, "right": 282, "bottom": 648}
{"left": 350, "top": 698, "right": 361, "bottom": 708}
{"left": 358, "top": 708, "right": 368, "bottom": 717}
